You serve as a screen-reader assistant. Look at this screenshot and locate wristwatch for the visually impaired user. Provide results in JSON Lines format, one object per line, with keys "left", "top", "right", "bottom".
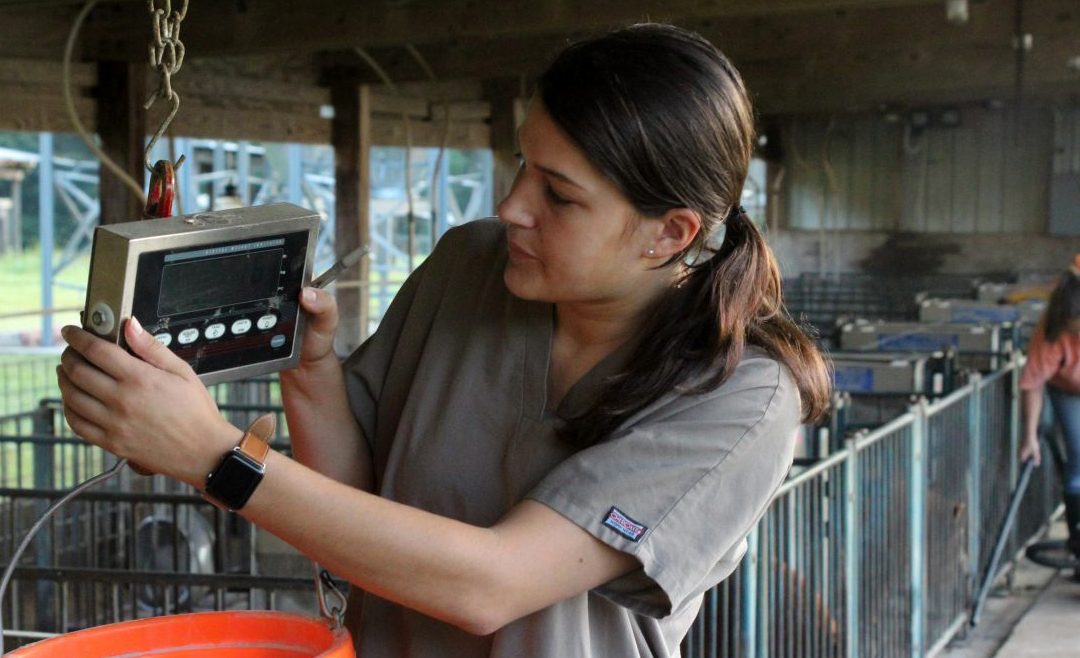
{"left": 202, "top": 413, "right": 275, "bottom": 512}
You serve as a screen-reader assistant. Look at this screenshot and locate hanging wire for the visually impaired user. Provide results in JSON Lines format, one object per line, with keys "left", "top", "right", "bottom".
{"left": 0, "top": 459, "right": 129, "bottom": 655}
{"left": 354, "top": 47, "right": 417, "bottom": 271}
{"left": 62, "top": 0, "right": 147, "bottom": 207}
{"left": 404, "top": 43, "right": 436, "bottom": 82}
{"left": 405, "top": 43, "right": 453, "bottom": 256}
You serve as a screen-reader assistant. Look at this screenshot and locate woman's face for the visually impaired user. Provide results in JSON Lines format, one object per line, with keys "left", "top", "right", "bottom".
{"left": 497, "top": 102, "right": 656, "bottom": 305}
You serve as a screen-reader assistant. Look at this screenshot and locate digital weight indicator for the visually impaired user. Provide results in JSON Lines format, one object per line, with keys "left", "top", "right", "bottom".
{"left": 82, "top": 203, "right": 321, "bottom": 384}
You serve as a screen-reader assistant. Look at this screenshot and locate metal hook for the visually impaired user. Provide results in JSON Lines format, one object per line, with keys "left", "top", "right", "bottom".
{"left": 144, "top": 92, "right": 185, "bottom": 173}
{"left": 314, "top": 565, "right": 348, "bottom": 630}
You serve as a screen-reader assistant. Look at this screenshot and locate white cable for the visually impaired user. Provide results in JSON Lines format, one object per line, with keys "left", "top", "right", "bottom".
{"left": 62, "top": 0, "right": 147, "bottom": 207}
{"left": 0, "top": 458, "right": 128, "bottom": 654}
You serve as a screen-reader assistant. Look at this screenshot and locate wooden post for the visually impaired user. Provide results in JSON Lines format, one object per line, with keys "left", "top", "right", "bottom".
{"left": 331, "top": 80, "right": 371, "bottom": 354}
{"left": 96, "top": 61, "right": 147, "bottom": 224}
{"left": 484, "top": 78, "right": 527, "bottom": 211}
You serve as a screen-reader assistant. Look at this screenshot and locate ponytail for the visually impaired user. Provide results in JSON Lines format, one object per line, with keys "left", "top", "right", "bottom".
{"left": 558, "top": 208, "right": 832, "bottom": 448}
{"left": 538, "top": 24, "right": 831, "bottom": 447}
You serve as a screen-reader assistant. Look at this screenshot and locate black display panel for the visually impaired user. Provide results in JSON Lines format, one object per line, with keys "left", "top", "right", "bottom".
{"left": 158, "top": 248, "right": 283, "bottom": 316}
{"left": 132, "top": 232, "right": 309, "bottom": 376}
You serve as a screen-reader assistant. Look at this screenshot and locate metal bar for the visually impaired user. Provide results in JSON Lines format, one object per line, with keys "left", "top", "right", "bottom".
{"left": 970, "top": 459, "right": 1035, "bottom": 627}
{"left": 287, "top": 144, "right": 303, "bottom": 206}
{"left": 38, "top": 133, "right": 55, "bottom": 347}
{"left": 845, "top": 437, "right": 859, "bottom": 658}
{"left": 910, "top": 401, "right": 927, "bottom": 658}
{"left": 926, "top": 613, "right": 969, "bottom": 658}
{"left": 238, "top": 140, "right": 251, "bottom": 205}
{"left": 967, "top": 373, "right": 984, "bottom": 608}
{"left": 744, "top": 527, "right": 758, "bottom": 658}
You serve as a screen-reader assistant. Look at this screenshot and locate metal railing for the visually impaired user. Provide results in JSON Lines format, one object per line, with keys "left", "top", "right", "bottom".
{"left": 0, "top": 357, "right": 1059, "bottom": 657}
{"left": 0, "top": 393, "right": 309, "bottom": 651}
{"left": 683, "top": 357, "right": 1059, "bottom": 658}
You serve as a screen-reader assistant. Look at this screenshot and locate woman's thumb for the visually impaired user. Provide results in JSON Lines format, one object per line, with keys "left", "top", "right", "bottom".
{"left": 125, "top": 316, "right": 192, "bottom": 377}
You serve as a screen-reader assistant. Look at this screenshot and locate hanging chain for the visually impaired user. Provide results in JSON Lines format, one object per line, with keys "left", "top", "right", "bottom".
{"left": 144, "top": 0, "right": 188, "bottom": 172}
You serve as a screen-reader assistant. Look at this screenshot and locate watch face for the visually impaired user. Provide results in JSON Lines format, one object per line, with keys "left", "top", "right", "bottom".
{"left": 206, "top": 452, "right": 264, "bottom": 510}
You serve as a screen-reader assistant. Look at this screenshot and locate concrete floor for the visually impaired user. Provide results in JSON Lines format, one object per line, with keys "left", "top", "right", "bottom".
{"left": 991, "top": 573, "right": 1080, "bottom": 657}
{"left": 941, "top": 522, "right": 1079, "bottom": 658}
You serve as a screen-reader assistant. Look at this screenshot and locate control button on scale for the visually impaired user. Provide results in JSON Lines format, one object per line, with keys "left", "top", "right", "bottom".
{"left": 204, "top": 323, "right": 226, "bottom": 340}
{"left": 256, "top": 314, "right": 278, "bottom": 330}
{"left": 153, "top": 333, "right": 173, "bottom": 347}
{"left": 178, "top": 328, "right": 200, "bottom": 345}
{"left": 231, "top": 318, "right": 252, "bottom": 335}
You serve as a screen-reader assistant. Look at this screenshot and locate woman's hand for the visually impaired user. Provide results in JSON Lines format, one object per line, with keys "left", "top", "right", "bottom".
{"left": 56, "top": 317, "right": 239, "bottom": 487}
{"left": 1019, "top": 433, "right": 1042, "bottom": 466}
{"left": 297, "top": 287, "right": 339, "bottom": 366}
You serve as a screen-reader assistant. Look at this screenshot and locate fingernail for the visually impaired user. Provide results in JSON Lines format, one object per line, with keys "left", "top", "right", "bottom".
{"left": 60, "top": 326, "right": 70, "bottom": 340}
{"left": 129, "top": 316, "right": 143, "bottom": 335}
{"left": 302, "top": 288, "right": 316, "bottom": 305}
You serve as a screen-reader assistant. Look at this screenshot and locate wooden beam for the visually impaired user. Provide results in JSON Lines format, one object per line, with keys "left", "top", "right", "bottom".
{"left": 96, "top": 60, "right": 146, "bottom": 223}
{"left": 308, "top": 0, "right": 1080, "bottom": 111}
{"left": 331, "top": 82, "right": 371, "bottom": 352}
{"left": 4, "top": 1, "right": 1076, "bottom": 132}
{"left": 741, "top": 20, "right": 1080, "bottom": 114}
{"left": 74, "top": 0, "right": 939, "bottom": 58}
{"left": 0, "top": 5, "right": 77, "bottom": 59}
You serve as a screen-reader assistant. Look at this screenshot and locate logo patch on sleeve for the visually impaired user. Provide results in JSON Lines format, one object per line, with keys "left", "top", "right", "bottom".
{"left": 602, "top": 506, "right": 647, "bottom": 542}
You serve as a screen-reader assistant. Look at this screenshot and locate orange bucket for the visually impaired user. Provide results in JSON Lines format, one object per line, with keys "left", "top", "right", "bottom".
{"left": 7, "top": 611, "right": 354, "bottom": 657}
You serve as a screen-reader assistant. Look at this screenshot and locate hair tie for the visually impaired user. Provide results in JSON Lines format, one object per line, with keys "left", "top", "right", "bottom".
{"left": 725, "top": 205, "right": 747, "bottom": 223}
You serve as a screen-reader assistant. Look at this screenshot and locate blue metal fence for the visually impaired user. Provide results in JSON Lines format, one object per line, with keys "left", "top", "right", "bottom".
{"left": 0, "top": 356, "right": 1061, "bottom": 656}
{"left": 684, "top": 356, "right": 1058, "bottom": 658}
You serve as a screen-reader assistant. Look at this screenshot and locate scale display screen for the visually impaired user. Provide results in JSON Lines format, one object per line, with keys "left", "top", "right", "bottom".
{"left": 82, "top": 204, "right": 320, "bottom": 385}
{"left": 158, "top": 244, "right": 284, "bottom": 316}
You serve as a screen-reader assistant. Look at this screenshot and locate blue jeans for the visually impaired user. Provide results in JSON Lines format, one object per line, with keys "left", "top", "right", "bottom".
{"left": 1046, "top": 385, "right": 1080, "bottom": 496}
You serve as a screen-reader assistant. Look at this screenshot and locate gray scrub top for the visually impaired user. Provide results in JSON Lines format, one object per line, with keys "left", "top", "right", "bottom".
{"left": 341, "top": 219, "right": 800, "bottom": 658}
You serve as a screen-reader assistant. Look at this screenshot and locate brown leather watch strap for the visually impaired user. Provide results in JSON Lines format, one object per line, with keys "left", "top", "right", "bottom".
{"left": 236, "top": 413, "right": 275, "bottom": 465}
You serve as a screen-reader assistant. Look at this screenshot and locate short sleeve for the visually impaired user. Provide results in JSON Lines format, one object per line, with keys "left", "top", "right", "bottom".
{"left": 342, "top": 257, "right": 430, "bottom": 450}
{"left": 527, "top": 355, "right": 801, "bottom": 618}
{"left": 1019, "top": 321, "right": 1063, "bottom": 391}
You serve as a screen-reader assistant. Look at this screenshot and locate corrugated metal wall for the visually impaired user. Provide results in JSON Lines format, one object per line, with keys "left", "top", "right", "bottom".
{"left": 1053, "top": 106, "right": 1080, "bottom": 175}
{"left": 785, "top": 105, "right": 1054, "bottom": 234}
{"left": 1049, "top": 106, "right": 1080, "bottom": 236}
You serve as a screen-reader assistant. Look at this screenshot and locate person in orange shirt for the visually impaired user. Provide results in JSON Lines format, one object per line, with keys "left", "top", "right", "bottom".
{"left": 1019, "top": 263, "right": 1080, "bottom": 569}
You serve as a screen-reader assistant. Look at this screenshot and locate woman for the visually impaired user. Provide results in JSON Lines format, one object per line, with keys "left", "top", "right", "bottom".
{"left": 57, "top": 24, "right": 829, "bottom": 657}
{"left": 1019, "top": 264, "right": 1080, "bottom": 568}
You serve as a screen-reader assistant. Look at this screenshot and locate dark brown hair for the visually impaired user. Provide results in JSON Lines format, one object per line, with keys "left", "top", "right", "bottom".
{"left": 1044, "top": 269, "right": 1080, "bottom": 342}
{"left": 539, "top": 23, "right": 831, "bottom": 446}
